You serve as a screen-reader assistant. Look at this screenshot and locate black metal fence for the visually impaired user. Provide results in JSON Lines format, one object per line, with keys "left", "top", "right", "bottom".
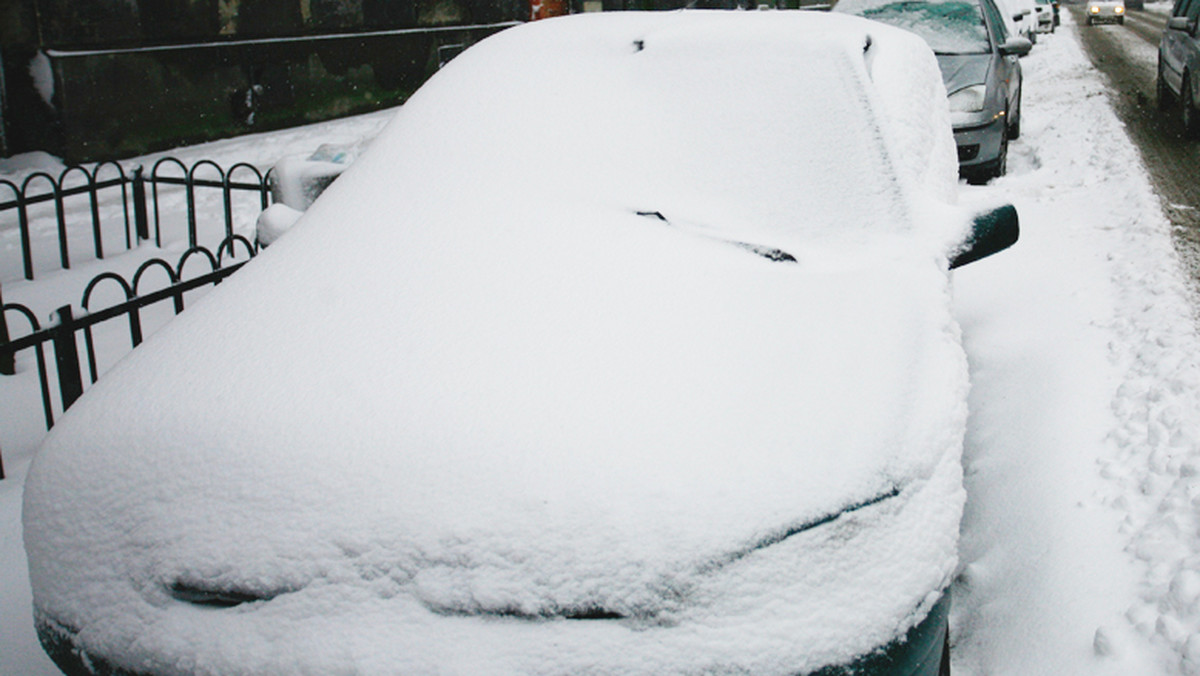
{"left": 0, "top": 239, "right": 256, "bottom": 479}
{"left": 0, "top": 157, "right": 272, "bottom": 479}
{"left": 1, "top": 157, "right": 270, "bottom": 281}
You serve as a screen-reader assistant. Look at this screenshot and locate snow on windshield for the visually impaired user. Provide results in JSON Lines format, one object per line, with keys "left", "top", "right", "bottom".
{"left": 839, "top": 0, "right": 992, "bottom": 55}
{"left": 384, "top": 11, "right": 913, "bottom": 252}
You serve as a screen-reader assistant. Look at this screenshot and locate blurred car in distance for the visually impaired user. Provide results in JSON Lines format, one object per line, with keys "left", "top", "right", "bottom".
{"left": 1158, "top": 0, "right": 1200, "bottom": 136}
{"left": 996, "top": 0, "right": 1039, "bottom": 42}
{"left": 1087, "top": 0, "right": 1125, "bottom": 24}
{"left": 1034, "top": 0, "right": 1055, "bottom": 31}
{"left": 23, "top": 10, "right": 1018, "bottom": 676}
{"left": 835, "top": 0, "right": 1032, "bottom": 183}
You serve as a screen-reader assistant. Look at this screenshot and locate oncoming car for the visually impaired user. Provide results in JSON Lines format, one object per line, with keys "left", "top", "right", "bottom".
{"left": 834, "top": 0, "right": 1032, "bottom": 183}
{"left": 1087, "top": 0, "right": 1126, "bottom": 24}
{"left": 23, "top": 11, "right": 1017, "bottom": 676}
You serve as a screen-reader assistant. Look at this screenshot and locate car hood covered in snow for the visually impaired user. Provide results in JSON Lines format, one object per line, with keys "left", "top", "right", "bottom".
{"left": 24, "top": 11, "right": 968, "bottom": 675}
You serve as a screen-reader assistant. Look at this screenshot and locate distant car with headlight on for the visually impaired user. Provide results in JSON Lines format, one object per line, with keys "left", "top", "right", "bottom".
{"left": 24, "top": 10, "right": 1018, "bottom": 676}
{"left": 1087, "top": 0, "right": 1125, "bottom": 24}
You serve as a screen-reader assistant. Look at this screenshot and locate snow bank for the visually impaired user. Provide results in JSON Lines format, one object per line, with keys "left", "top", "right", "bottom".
{"left": 950, "top": 14, "right": 1200, "bottom": 676}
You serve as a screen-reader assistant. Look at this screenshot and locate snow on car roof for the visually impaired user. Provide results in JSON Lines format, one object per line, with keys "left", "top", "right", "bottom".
{"left": 25, "top": 10, "right": 967, "bottom": 675}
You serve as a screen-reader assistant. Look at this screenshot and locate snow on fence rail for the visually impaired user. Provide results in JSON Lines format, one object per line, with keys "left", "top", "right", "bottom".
{"left": 0, "top": 239, "right": 257, "bottom": 479}
{"left": 0, "top": 157, "right": 270, "bottom": 281}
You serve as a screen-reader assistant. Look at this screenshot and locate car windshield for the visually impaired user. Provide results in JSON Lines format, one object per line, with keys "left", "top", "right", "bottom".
{"left": 845, "top": 0, "right": 991, "bottom": 55}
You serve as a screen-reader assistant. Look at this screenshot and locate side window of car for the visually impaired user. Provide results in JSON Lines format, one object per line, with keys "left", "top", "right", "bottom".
{"left": 1188, "top": 0, "right": 1200, "bottom": 22}
{"left": 1174, "top": 0, "right": 1193, "bottom": 18}
{"left": 980, "top": 0, "right": 1009, "bottom": 42}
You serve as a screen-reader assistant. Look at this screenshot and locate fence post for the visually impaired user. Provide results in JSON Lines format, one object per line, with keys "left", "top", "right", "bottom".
{"left": 0, "top": 281, "right": 12, "bottom": 376}
{"left": 132, "top": 166, "right": 150, "bottom": 242}
{"left": 52, "top": 305, "right": 84, "bottom": 411}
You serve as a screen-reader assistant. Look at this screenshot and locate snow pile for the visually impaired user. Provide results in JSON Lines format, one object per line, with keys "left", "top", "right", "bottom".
{"left": 268, "top": 157, "right": 348, "bottom": 210}
{"left": 1099, "top": 151, "right": 1200, "bottom": 672}
{"left": 28, "top": 52, "right": 54, "bottom": 107}
{"left": 254, "top": 202, "right": 304, "bottom": 245}
{"left": 23, "top": 11, "right": 973, "bottom": 674}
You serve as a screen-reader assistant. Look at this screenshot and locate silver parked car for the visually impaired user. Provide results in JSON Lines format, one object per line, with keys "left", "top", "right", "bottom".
{"left": 835, "top": 0, "right": 1032, "bottom": 183}
{"left": 1158, "top": 0, "right": 1200, "bottom": 136}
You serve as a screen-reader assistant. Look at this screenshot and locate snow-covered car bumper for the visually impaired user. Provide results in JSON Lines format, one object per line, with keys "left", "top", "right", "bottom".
{"left": 31, "top": 592, "right": 951, "bottom": 676}
{"left": 28, "top": 433, "right": 965, "bottom": 675}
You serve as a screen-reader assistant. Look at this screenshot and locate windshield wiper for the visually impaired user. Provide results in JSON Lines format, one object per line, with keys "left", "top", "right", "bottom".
{"left": 635, "top": 210, "right": 797, "bottom": 263}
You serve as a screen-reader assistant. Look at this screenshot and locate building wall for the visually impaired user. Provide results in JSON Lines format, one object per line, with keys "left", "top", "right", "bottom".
{"left": 0, "top": 0, "right": 524, "bottom": 161}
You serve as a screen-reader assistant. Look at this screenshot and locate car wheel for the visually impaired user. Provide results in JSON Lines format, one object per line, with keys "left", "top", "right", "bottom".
{"left": 1118, "top": 15, "right": 1125, "bottom": 23}
{"left": 994, "top": 123, "right": 1009, "bottom": 179}
{"left": 1087, "top": 16, "right": 1094, "bottom": 25}
{"left": 1008, "top": 90, "right": 1022, "bottom": 140}
{"left": 1184, "top": 74, "right": 1200, "bottom": 139}
{"left": 1158, "top": 59, "right": 1174, "bottom": 111}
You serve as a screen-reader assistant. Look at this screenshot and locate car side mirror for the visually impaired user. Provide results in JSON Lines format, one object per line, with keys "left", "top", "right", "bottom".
{"left": 1000, "top": 36, "right": 1034, "bottom": 56}
{"left": 949, "top": 204, "right": 1019, "bottom": 269}
{"left": 1167, "top": 16, "right": 1194, "bottom": 33}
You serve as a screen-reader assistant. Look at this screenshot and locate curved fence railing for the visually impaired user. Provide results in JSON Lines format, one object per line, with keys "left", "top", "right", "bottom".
{"left": 1, "top": 157, "right": 270, "bottom": 281}
{"left": 0, "top": 237, "right": 257, "bottom": 479}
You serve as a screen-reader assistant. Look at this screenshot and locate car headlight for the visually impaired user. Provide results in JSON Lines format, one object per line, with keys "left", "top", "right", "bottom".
{"left": 948, "top": 84, "right": 988, "bottom": 113}
{"left": 1089, "top": 4, "right": 1100, "bottom": 12}
{"left": 1114, "top": 5, "right": 1124, "bottom": 12}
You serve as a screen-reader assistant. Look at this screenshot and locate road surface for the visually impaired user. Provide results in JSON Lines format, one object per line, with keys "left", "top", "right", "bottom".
{"left": 1070, "top": 3, "right": 1200, "bottom": 280}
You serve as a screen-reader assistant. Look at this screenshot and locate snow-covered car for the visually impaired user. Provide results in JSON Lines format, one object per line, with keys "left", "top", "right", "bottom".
{"left": 23, "top": 11, "right": 1018, "bottom": 676}
{"left": 256, "top": 141, "right": 372, "bottom": 247}
{"left": 1034, "top": 0, "right": 1055, "bottom": 32}
{"left": 835, "top": 0, "right": 1032, "bottom": 183}
{"left": 1157, "top": 0, "right": 1200, "bottom": 136}
{"left": 1087, "top": 0, "right": 1126, "bottom": 24}
{"left": 993, "top": 0, "right": 1038, "bottom": 42}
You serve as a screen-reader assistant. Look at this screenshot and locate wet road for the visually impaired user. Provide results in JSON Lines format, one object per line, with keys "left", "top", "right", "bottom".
{"left": 1070, "top": 4, "right": 1200, "bottom": 278}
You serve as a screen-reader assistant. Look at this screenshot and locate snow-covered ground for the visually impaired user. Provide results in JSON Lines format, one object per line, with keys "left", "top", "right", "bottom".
{"left": 2, "top": 9, "right": 1199, "bottom": 675}
{"left": 949, "top": 11, "right": 1200, "bottom": 675}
